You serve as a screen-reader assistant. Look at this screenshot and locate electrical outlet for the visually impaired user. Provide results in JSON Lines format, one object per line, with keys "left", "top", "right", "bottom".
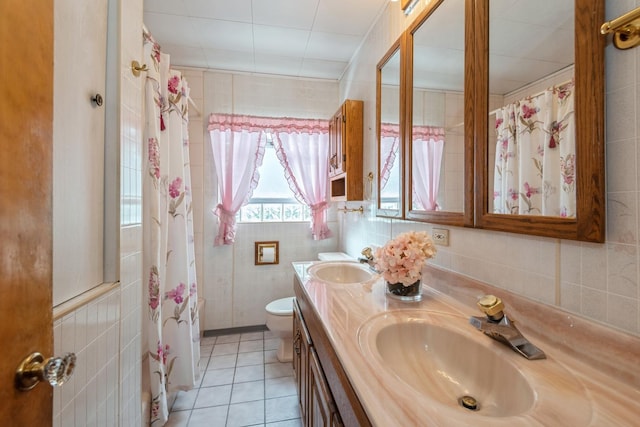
{"left": 432, "top": 228, "right": 449, "bottom": 246}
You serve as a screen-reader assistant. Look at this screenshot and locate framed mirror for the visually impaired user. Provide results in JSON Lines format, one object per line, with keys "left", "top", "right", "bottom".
{"left": 474, "top": 0, "right": 605, "bottom": 242}
{"left": 405, "top": 0, "right": 473, "bottom": 227}
{"left": 377, "top": 37, "right": 404, "bottom": 218}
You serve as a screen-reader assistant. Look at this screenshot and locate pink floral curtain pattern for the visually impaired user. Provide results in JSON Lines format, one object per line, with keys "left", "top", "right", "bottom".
{"left": 492, "top": 81, "right": 576, "bottom": 216}
{"left": 143, "top": 31, "right": 200, "bottom": 425}
{"left": 380, "top": 123, "right": 400, "bottom": 190}
{"left": 207, "top": 113, "right": 332, "bottom": 241}
{"left": 411, "top": 126, "right": 445, "bottom": 211}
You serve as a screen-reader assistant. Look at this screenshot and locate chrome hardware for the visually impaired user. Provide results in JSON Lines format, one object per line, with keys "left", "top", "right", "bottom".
{"left": 91, "top": 93, "right": 103, "bottom": 107}
{"left": 131, "top": 60, "right": 148, "bottom": 77}
{"left": 15, "top": 352, "right": 76, "bottom": 391}
{"left": 470, "top": 295, "right": 545, "bottom": 360}
{"left": 329, "top": 153, "right": 338, "bottom": 170}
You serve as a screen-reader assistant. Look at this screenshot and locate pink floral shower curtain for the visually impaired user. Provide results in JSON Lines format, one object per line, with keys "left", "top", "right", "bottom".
{"left": 412, "top": 126, "right": 445, "bottom": 210}
{"left": 143, "top": 32, "right": 200, "bottom": 425}
{"left": 207, "top": 114, "right": 331, "bottom": 242}
{"left": 493, "top": 81, "right": 576, "bottom": 216}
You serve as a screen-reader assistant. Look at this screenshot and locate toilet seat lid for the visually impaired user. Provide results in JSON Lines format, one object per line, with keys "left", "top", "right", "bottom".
{"left": 266, "top": 297, "right": 295, "bottom": 315}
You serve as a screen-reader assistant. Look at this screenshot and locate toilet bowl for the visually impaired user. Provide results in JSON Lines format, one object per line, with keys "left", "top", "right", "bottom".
{"left": 265, "top": 296, "right": 296, "bottom": 362}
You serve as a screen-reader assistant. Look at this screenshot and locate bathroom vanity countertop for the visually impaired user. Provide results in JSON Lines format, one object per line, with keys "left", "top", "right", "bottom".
{"left": 293, "top": 261, "right": 640, "bottom": 426}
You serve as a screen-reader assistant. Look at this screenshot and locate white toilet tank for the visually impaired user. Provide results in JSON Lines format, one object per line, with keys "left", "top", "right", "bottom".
{"left": 317, "top": 252, "right": 355, "bottom": 261}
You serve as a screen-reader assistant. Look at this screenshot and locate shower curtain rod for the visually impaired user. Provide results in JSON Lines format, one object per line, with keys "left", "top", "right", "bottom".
{"left": 188, "top": 95, "right": 201, "bottom": 117}
{"left": 488, "top": 78, "right": 573, "bottom": 116}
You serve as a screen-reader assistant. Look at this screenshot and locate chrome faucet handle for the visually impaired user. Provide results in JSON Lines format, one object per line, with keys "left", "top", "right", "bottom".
{"left": 477, "top": 295, "right": 505, "bottom": 321}
{"left": 361, "top": 247, "right": 373, "bottom": 260}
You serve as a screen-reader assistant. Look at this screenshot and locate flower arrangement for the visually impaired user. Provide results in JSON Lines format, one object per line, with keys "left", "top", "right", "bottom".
{"left": 374, "top": 231, "right": 437, "bottom": 286}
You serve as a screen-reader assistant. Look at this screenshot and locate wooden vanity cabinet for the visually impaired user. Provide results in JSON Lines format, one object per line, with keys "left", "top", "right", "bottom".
{"left": 329, "top": 99, "right": 364, "bottom": 201}
{"left": 294, "top": 277, "right": 372, "bottom": 427}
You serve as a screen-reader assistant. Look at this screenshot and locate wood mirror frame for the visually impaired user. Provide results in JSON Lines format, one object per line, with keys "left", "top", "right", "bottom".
{"left": 376, "top": 36, "right": 405, "bottom": 219}
{"left": 404, "top": 0, "right": 474, "bottom": 227}
{"left": 473, "top": 0, "right": 605, "bottom": 242}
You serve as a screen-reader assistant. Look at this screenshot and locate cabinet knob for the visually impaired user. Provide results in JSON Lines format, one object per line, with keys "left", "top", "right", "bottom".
{"left": 91, "top": 93, "right": 103, "bottom": 107}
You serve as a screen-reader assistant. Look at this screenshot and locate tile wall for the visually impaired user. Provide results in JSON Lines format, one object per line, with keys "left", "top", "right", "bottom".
{"left": 179, "top": 69, "right": 342, "bottom": 331}
{"left": 338, "top": 0, "right": 640, "bottom": 337}
{"left": 53, "top": 0, "right": 144, "bottom": 424}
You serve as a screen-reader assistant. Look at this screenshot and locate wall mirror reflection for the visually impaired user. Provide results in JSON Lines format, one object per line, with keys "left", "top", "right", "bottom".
{"left": 475, "top": 0, "right": 604, "bottom": 242}
{"left": 405, "top": 0, "right": 472, "bottom": 226}
{"left": 488, "top": 0, "right": 575, "bottom": 217}
{"left": 377, "top": 39, "right": 404, "bottom": 217}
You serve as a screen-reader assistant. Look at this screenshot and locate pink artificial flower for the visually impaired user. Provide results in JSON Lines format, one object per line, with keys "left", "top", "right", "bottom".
{"left": 169, "top": 177, "right": 182, "bottom": 199}
{"left": 374, "top": 231, "right": 437, "bottom": 286}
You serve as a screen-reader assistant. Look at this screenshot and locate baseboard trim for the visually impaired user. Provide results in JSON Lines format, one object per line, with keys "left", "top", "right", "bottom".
{"left": 203, "top": 324, "right": 269, "bottom": 337}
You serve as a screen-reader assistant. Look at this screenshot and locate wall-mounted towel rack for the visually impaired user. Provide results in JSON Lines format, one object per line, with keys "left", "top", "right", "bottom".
{"left": 601, "top": 7, "right": 640, "bottom": 50}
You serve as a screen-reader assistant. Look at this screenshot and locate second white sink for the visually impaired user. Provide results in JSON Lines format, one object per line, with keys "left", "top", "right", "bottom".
{"left": 307, "top": 261, "right": 374, "bottom": 284}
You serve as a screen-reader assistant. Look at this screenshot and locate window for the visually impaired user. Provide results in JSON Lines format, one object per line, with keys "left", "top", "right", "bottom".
{"left": 237, "top": 134, "right": 311, "bottom": 223}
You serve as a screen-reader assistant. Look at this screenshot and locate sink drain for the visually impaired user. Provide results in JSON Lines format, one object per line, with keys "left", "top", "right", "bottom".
{"left": 458, "top": 395, "right": 479, "bottom": 411}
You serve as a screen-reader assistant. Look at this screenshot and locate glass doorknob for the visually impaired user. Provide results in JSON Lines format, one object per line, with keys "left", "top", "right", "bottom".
{"left": 15, "top": 352, "right": 76, "bottom": 391}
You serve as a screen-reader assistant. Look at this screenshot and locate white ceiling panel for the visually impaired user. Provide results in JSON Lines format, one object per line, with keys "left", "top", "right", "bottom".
{"left": 144, "top": 0, "right": 188, "bottom": 15}
{"left": 203, "top": 48, "right": 256, "bottom": 73}
{"left": 253, "top": 25, "right": 310, "bottom": 57}
{"left": 190, "top": 18, "right": 254, "bottom": 53}
{"left": 253, "top": 53, "right": 303, "bottom": 77}
{"left": 185, "top": 0, "right": 253, "bottom": 22}
{"left": 252, "top": 0, "right": 319, "bottom": 30}
{"left": 144, "top": 13, "right": 201, "bottom": 48}
{"left": 306, "top": 32, "right": 361, "bottom": 62}
{"left": 162, "top": 44, "right": 209, "bottom": 68}
{"left": 300, "top": 58, "right": 349, "bottom": 79}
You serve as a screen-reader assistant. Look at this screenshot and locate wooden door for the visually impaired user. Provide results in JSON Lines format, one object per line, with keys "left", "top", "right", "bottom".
{"left": 0, "top": 0, "right": 54, "bottom": 424}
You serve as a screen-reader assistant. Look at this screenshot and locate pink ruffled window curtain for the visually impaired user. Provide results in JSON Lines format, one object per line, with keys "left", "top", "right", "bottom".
{"left": 380, "top": 123, "right": 400, "bottom": 190}
{"left": 273, "top": 119, "right": 331, "bottom": 240}
{"left": 412, "top": 126, "right": 445, "bottom": 211}
{"left": 208, "top": 114, "right": 266, "bottom": 245}
{"left": 207, "top": 114, "right": 331, "bottom": 243}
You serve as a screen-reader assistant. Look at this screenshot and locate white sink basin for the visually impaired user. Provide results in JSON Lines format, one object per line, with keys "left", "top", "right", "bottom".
{"left": 307, "top": 261, "right": 375, "bottom": 284}
{"left": 358, "top": 311, "right": 536, "bottom": 417}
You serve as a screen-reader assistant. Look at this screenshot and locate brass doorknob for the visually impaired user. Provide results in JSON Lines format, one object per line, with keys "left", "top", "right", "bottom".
{"left": 15, "top": 352, "right": 76, "bottom": 391}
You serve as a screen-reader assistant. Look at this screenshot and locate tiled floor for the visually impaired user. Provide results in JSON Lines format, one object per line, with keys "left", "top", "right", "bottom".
{"left": 165, "top": 331, "right": 303, "bottom": 427}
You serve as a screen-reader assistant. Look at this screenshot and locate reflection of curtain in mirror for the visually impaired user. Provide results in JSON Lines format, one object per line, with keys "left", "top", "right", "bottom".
{"left": 380, "top": 123, "right": 400, "bottom": 190}
{"left": 492, "top": 82, "right": 575, "bottom": 217}
{"left": 412, "top": 126, "right": 445, "bottom": 210}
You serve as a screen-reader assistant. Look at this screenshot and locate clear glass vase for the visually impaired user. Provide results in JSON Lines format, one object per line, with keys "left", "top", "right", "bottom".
{"left": 386, "top": 278, "right": 422, "bottom": 302}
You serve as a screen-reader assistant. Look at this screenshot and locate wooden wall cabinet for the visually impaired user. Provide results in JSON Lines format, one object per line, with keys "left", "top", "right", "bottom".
{"left": 329, "top": 99, "right": 364, "bottom": 201}
{"left": 294, "top": 277, "right": 372, "bottom": 426}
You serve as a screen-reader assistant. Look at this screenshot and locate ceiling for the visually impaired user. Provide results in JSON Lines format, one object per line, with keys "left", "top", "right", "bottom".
{"left": 143, "top": 0, "right": 390, "bottom": 80}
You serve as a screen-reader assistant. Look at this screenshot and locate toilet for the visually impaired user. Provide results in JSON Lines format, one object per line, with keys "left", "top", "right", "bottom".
{"left": 265, "top": 252, "right": 354, "bottom": 363}
{"left": 265, "top": 296, "right": 296, "bottom": 362}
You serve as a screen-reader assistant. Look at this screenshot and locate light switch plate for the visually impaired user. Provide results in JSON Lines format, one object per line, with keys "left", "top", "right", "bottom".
{"left": 432, "top": 228, "right": 449, "bottom": 246}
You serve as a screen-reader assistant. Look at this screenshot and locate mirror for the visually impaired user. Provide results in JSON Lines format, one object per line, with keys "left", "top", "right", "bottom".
{"left": 377, "top": 38, "right": 404, "bottom": 217}
{"left": 474, "top": 0, "right": 605, "bottom": 241}
{"left": 405, "top": 0, "right": 473, "bottom": 226}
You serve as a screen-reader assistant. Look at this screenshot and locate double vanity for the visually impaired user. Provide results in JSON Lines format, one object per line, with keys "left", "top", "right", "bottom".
{"left": 292, "top": 261, "right": 640, "bottom": 426}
